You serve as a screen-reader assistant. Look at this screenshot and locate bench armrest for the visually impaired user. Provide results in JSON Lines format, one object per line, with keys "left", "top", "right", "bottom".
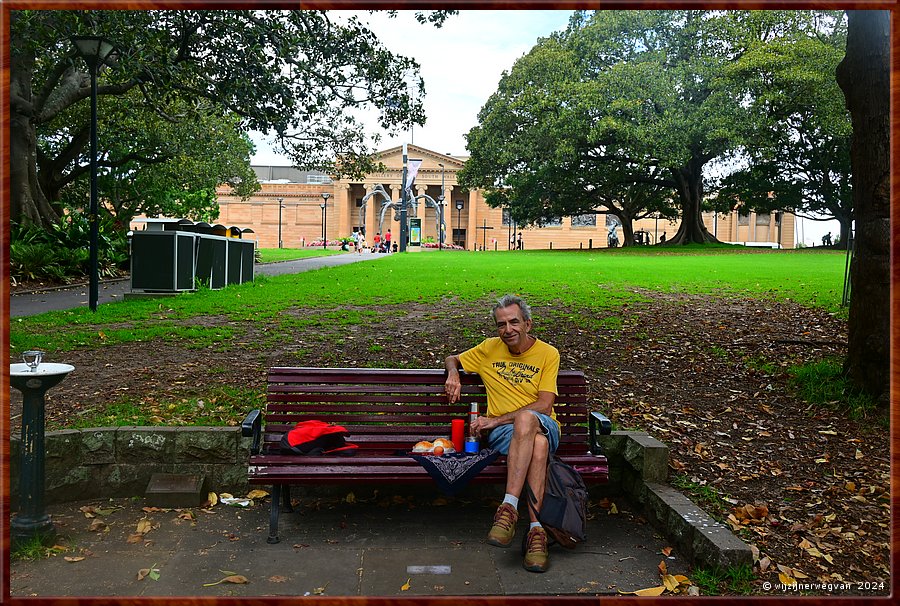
{"left": 242, "top": 409, "right": 262, "bottom": 455}
{"left": 589, "top": 411, "right": 612, "bottom": 455}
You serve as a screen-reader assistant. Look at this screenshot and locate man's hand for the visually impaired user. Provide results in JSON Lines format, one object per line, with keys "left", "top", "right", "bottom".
{"left": 444, "top": 355, "right": 462, "bottom": 403}
{"left": 444, "top": 374, "right": 461, "bottom": 403}
{"left": 470, "top": 415, "right": 498, "bottom": 436}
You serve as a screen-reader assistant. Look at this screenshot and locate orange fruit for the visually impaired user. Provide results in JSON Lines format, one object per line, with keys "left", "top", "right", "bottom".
{"left": 432, "top": 446, "right": 444, "bottom": 455}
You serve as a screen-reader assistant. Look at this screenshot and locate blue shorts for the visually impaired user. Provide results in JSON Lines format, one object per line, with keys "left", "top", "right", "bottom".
{"left": 486, "top": 411, "right": 560, "bottom": 455}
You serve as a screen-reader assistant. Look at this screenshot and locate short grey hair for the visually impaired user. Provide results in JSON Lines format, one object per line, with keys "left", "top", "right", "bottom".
{"left": 491, "top": 294, "right": 532, "bottom": 322}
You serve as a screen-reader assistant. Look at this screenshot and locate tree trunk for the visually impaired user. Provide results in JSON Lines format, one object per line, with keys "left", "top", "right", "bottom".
{"left": 668, "top": 158, "right": 718, "bottom": 245}
{"left": 10, "top": 48, "right": 60, "bottom": 229}
{"left": 836, "top": 10, "right": 890, "bottom": 407}
{"left": 618, "top": 214, "right": 635, "bottom": 247}
{"left": 837, "top": 216, "right": 853, "bottom": 250}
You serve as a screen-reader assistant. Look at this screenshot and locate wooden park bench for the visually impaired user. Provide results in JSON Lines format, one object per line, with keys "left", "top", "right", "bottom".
{"left": 242, "top": 367, "right": 612, "bottom": 543}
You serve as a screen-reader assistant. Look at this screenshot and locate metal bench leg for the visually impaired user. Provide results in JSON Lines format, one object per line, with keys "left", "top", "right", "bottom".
{"left": 267, "top": 484, "right": 281, "bottom": 544}
{"left": 282, "top": 485, "right": 293, "bottom": 513}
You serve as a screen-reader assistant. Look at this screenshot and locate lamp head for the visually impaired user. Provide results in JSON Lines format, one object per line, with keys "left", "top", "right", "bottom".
{"left": 70, "top": 36, "right": 116, "bottom": 67}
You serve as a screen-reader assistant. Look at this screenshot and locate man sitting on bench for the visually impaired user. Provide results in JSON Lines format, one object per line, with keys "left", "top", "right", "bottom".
{"left": 444, "top": 294, "right": 560, "bottom": 573}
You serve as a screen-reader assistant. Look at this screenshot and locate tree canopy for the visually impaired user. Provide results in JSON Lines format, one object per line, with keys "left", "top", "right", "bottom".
{"left": 460, "top": 10, "right": 846, "bottom": 245}
{"left": 717, "top": 13, "right": 851, "bottom": 245}
{"left": 11, "top": 9, "right": 453, "bottom": 228}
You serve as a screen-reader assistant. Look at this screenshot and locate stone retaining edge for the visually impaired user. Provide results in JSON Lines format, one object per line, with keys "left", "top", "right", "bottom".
{"left": 10, "top": 426, "right": 751, "bottom": 570}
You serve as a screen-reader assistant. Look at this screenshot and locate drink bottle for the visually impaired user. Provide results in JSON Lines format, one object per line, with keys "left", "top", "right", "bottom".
{"left": 465, "top": 402, "right": 480, "bottom": 453}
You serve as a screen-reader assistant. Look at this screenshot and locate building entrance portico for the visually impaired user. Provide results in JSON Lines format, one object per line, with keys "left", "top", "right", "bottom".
{"left": 337, "top": 145, "right": 469, "bottom": 246}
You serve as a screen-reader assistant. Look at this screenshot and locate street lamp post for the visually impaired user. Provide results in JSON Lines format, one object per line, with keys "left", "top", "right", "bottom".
{"left": 277, "top": 198, "right": 285, "bottom": 249}
{"left": 71, "top": 35, "right": 115, "bottom": 312}
{"left": 320, "top": 192, "right": 331, "bottom": 250}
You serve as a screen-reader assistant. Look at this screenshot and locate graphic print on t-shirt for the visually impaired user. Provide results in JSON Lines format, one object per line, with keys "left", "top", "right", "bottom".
{"left": 492, "top": 360, "right": 540, "bottom": 385}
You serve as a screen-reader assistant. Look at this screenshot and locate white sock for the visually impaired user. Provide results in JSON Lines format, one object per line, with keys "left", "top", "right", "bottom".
{"left": 529, "top": 521, "right": 542, "bottom": 530}
{"left": 502, "top": 494, "right": 519, "bottom": 509}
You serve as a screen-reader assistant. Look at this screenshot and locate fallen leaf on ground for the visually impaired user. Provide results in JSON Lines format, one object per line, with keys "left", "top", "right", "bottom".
{"left": 779, "top": 572, "right": 797, "bottom": 586}
{"left": 619, "top": 586, "right": 666, "bottom": 596}
{"left": 203, "top": 575, "right": 249, "bottom": 587}
{"left": 401, "top": 578, "right": 411, "bottom": 591}
{"left": 312, "top": 583, "right": 329, "bottom": 595}
{"left": 136, "top": 519, "right": 153, "bottom": 534}
{"left": 89, "top": 519, "right": 108, "bottom": 532}
{"left": 64, "top": 556, "right": 85, "bottom": 562}
{"left": 269, "top": 575, "right": 288, "bottom": 583}
{"left": 137, "top": 564, "right": 160, "bottom": 581}
{"left": 247, "top": 489, "right": 269, "bottom": 500}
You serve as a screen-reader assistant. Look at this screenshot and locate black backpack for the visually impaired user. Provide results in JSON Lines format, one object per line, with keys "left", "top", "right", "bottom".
{"left": 525, "top": 455, "right": 588, "bottom": 548}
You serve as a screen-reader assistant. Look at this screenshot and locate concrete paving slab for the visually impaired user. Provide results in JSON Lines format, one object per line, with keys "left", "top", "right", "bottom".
{"left": 142, "top": 546, "right": 363, "bottom": 597}
{"left": 360, "top": 546, "right": 501, "bottom": 596}
{"left": 10, "top": 547, "right": 178, "bottom": 597}
{"left": 10, "top": 492, "right": 690, "bottom": 597}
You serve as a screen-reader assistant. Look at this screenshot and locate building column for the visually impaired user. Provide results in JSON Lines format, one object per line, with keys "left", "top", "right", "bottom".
{"left": 466, "top": 190, "right": 478, "bottom": 250}
{"left": 364, "top": 183, "right": 379, "bottom": 237}
{"left": 334, "top": 183, "right": 352, "bottom": 239}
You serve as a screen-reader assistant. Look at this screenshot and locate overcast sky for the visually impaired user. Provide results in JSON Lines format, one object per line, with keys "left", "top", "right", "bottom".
{"left": 249, "top": 10, "right": 573, "bottom": 164}
{"left": 249, "top": 9, "right": 838, "bottom": 246}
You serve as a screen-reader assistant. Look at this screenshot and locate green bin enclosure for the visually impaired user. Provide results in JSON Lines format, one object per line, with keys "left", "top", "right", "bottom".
{"left": 195, "top": 234, "right": 228, "bottom": 289}
{"left": 225, "top": 239, "right": 255, "bottom": 285}
{"left": 130, "top": 231, "right": 197, "bottom": 292}
{"left": 240, "top": 240, "right": 255, "bottom": 282}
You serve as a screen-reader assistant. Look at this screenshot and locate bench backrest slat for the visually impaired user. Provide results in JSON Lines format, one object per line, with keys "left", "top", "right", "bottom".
{"left": 263, "top": 368, "right": 590, "bottom": 456}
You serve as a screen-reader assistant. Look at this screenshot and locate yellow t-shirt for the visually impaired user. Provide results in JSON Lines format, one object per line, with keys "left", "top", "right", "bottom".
{"left": 459, "top": 337, "right": 560, "bottom": 425}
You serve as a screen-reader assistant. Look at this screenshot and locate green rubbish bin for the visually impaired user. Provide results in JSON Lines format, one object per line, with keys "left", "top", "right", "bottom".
{"left": 130, "top": 231, "right": 197, "bottom": 292}
{"left": 223, "top": 227, "right": 253, "bottom": 285}
{"left": 195, "top": 234, "right": 228, "bottom": 289}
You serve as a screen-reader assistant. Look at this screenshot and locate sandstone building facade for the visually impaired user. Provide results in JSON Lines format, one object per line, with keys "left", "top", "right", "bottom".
{"left": 214, "top": 144, "right": 795, "bottom": 250}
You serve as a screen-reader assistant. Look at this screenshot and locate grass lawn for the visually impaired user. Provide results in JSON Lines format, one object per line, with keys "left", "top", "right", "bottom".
{"left": 10, "top": 247, "right": 846, "bottom": 355}
{"left": 256, "top": 247, "right": 344, "bottom": 263}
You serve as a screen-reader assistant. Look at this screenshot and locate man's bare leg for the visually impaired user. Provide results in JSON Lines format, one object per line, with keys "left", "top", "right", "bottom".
{"left": 503, "top": 412, "right": 543, "bottom": 499}
{"left": 523, "top": 433, "right": 549, "bottom": 521}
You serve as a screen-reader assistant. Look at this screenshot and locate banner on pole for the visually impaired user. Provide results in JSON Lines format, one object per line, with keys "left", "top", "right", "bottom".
{"left": 406, "top": 159, "right": 423, "bottom": 191}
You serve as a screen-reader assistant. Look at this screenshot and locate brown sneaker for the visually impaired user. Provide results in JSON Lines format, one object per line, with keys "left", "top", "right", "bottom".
{"left": 486, "top": 503, "right": 519, "bottom": 547}
{"left": 523, "top": 526, "right": 549, "bottom": 572}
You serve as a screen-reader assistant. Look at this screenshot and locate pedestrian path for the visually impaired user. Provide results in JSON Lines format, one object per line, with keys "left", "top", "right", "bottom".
{"left": 10, "top": 252, "right": 389, "bottom": 318}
